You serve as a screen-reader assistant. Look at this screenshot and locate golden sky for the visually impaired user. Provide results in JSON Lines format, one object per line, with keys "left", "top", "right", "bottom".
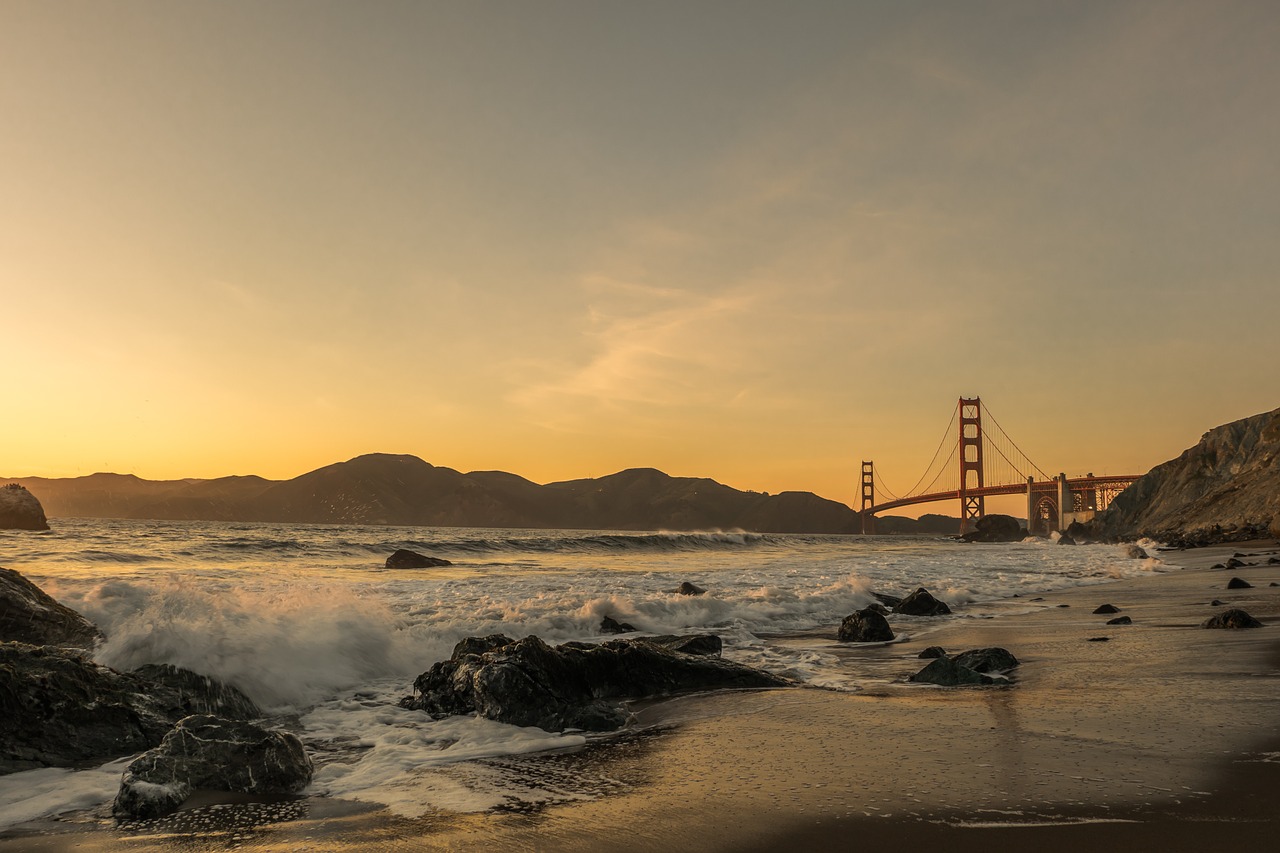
{"left": 3, "top": 1, "right": 1278, "bottom": 514}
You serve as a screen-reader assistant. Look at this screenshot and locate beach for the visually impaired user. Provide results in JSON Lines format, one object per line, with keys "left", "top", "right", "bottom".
{"left": 3, "top": 536, "right": 1279, "bottom": 852}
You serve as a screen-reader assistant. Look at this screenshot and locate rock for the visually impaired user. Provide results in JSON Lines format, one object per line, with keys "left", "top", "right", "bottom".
{"left": 837, "top": 608, "right": 894, "bottom": 643}
{"left": 1087, "top": 637, "right": 1110, "bottom": 642}
{"left": 1226, "top": 577, "right": 1253, "bottom": 589}
{"left": 952, "top": 647, "right": 1019, "bottom": 674}
{"left": 866, "top": 602, "right": 890, "bottom": 615}
{"left": 1202, "top": 608, "right": 1263, "bottom": 629}
{"left": 1125, "top": 544, "right": 1148, "bottom": 559}
{"left": 113, "top": 715, "right": 312, "bottom": 819}
{"left": 1211, "top": 563, "right": 1226, "bottom": 569}
{"left": 600, "top": 615, "right": 637, "bottom": 634}
{"left": 1057, "top": 534, "right": 1077, "bottom": 545}
{"left": 1269, "top": 557, "right": 1280, "bottom": 565}
{"left": 917, "top": 646, "right": 947, "bottom": 659}
{"left": 386, "top": 549, "right": 452, "bottom": 569}
{"left": 452, "top": 634, "right": 515, "bottom": 658}
{"left": 0, "top": 484, "right": 49, "bottom": 531}
{"left": 401, "top": 635, "right": 790, "bottom": 732}
{"left": 676, "top": 582, "right": 706, "bottom": 596}
{"left": 960, "top": 514, "right": 1024, "bottom": 543}
{"left": 1056, "top": 604, "right": 1070, "bottom": 608}
{"left": 1, "top": 566, "right": 103, "bottom": 649}
{"left": 1064, "top": 520, "right": 1094, "bottom": 543}
{"left": 1092, "top": 604, "right": 1121, "bottom": 614}
{"left": 893, "top": 587, "right": 952, "bottom": 616}
{"left": 642, "top": 634, "right": 723, "bottom": 656}
{"left": 0, "top": 643, "right": 260, "bottom": 774}
{"left": 871, "top": 591, "right": 903, "bottom": 609}
{"left": 1106, "top": 616, "right": 1133, "bottom": 625}
{"left": 908, "top": 656, "right": 997, "bottom": 686}
{"left": 1211, "top": 599, "right": 1225, "bottom": 606}
{"left": 133, "top": 664, "right": 262, "bottom": 721}
{"left": 1225, "top": 557, "right": 1246, "bottom": 570}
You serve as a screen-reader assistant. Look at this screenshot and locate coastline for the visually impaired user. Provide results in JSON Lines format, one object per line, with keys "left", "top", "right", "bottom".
{"left": 5, "top": 539, "right": 1280, "bottom": 851}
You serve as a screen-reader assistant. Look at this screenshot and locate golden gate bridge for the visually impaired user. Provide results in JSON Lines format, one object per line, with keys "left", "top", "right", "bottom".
{"left": 860, "top": 397, "right": 1140, "bottom": 535}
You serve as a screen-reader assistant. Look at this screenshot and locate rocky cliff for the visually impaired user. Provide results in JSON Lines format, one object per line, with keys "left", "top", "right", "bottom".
{"left": 1092, "top": 406, "right": 1280, "bottom": 543}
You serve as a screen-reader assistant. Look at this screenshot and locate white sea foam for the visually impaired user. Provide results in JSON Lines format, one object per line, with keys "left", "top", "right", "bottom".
{"left": 0, "top": 757, "right": 132, "bottom": 830}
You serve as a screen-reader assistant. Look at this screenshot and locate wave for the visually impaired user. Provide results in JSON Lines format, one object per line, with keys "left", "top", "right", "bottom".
{"left": 385, "top": 530, "right": 779, "bottom": 556}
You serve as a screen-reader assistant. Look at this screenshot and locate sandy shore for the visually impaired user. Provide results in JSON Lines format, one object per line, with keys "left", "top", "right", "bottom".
{"left": 6, "top": 539, "right": 1280, "bottom": 852}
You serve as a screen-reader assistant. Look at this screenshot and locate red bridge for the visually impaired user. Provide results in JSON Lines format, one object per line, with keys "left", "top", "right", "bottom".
{"left": 860, "top": 397, "right": 1141, "bottom": 535}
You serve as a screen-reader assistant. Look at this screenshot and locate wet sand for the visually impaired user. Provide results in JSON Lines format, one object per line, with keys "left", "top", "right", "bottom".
{"left": 6, "top": 540, "right": 1280, "bottom": 851}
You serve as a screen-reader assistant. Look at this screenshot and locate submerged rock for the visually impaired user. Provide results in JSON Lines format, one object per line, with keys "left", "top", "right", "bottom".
{"left": 1, "top": 565, "right": 103, "bottom": 649}
{"left": 1202, "top": 608, "right": 1264, "bottom": 629}
{"left": 0, "top": 484, "right": 49, "bottom": 531}
{"left": 600, "top": 615, "right": 637, "bottom": 634}
{"left": 401, "top": 635, "right": 789, "bottom": 732}
{"left": 385, "top": 549, "right": 452, "bottom": 569}
{"left": 113, "top": 715, "right": 312, "bottom": 820}
{"left": 893, "top": 587, "right": 952, "bottom": 616}
{"left": 837, "top": 608, "right": 894, "bottom": 643}
{"left": 676, "top": 581, "right": 706, "bottom": 596}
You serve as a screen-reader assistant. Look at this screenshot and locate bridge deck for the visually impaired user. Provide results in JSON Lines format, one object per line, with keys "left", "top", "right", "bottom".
{"left": 868, "top": 475, "right": 1139, "bottom": 515}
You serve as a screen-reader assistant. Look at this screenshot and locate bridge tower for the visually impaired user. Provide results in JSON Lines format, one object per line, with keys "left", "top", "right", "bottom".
{"left": 958, "top": 397, "right": 985, "bottom": 534}
{"left": 860, "top": 461, "right": 875, "bottom": 535}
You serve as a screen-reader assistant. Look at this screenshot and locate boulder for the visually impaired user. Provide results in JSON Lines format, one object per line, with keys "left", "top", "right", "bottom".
{"left": 1, "top": 643, "right": 260, "bottom": 775}
{"left": 113, "top": 715, "right": 312, "bottom": 820}
{"left": 893, "top": 587, "right": 952, "bottom": 616}
{"left": 385, "top": 549, "right": 451, "bottom": 569}
{"left": 676, "top": 582, "right": 706, "bottom": 596}
{"left": 600, "top": 615, "right": 637, "bottom": 634}
{"left": 1202, "top": 608, "right": 1264, "bottom": 629}
{"left": 133, "top": 664, "right": 261, "bottom": 721}
{"left": 836, "top": 608, "right": 894, "bottom": 643}
{"left": 1125, "top": 544, "right": 1148, "bottom": 559}
{"left": 1225, "top": 558, "right": 1246, "bottom": 570}
{"left": 0, "top": 484, "right": 49, "bottom": 531}
{"left": 952, "top": 647, "right": 1020, "bottom": 674}
{"left": 1106, "top": 616, "right": 1133, "bottom": 626}
{"left": 908, "top": 656, "right": 997, "bottom": 686}
{"left": 1057, "top": 534, "right": 1077, "bottom": 545}
{"left": 1210, "top": 599, "right": 1225, "bottom": 607}
{"left": 400, "top": 635, "right": 789, "bottom": 732}
{"left": 642, "top": 634, "right": 722, "bottom": 656}
{"left": 1, "top": 566, "right": 103, "bottom": 649}
{"left": 960, "top": 514, "right": 1023, "bottom": 543}
{"left": 1226, "top": 577, "right": 1253, "bottom": 589}
{"left": 1093, "top": 604, "right": 1121, "bottom": 615}
{"left": 1269, "top": 556, "right": 1280, "bottom": 565}
{"left": 917, "top": 646, "right": 947, "bottom": 659}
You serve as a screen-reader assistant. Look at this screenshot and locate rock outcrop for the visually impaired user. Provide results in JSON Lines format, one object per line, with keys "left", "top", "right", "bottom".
{"left": 385, "top": 549, "right": 452, "bottom": 569}
{"left": 960, "top": 514, "right": 1024, "bottom": 543}
{"left": 0, "top": 484, "right": 49, "bottom": 531}
{"left": 113, "top": 715, "right": 311, "bottom": 819}
{"left": 400, "top": 634, "right": 789, "bottom": 732}
{"left": 1202, "top": 608, "right": 1264, "bottom": 629}
{"left": 1091, "top": 406, "right": 1280, "bottom": 543}
{"left": 1, "top": 566, "right": 103, "bottom": 648}
{"left": 0, "top": 643, "right": 259, "bottom": 774}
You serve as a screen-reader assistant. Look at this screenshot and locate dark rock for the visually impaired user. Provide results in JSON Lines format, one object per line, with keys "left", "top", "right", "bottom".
{"left": 401, "top": 635, "right": 789, "bottom": 732}
{"left": 952, "top": 647, "right": 1019, "bottom": 674}
{"left": 0, "top": 484, "right": 49, "bottom": 531}
{"left": 908, "top": 656, "right": 996, "bottom": 686}
{"left": 1269, "top": 557, "right": 1280, "bottom": 565}
{"left": 453, "top": 634, "right": 515, "bottom": 658}
{"left": 1211, "top": 563, "right": 1226, "bottom": 569}
{"left": 1057, "top": 534, "right": 1077, "bottom": 546}
{"left": 1030, "top": 597, "right": 1044, "bottom": 602}
{"left": 642, "top": 634, "right": 722, "bottom": 656}
{"left": 676, "top": 582, "right": 706, "bottom": 596}
{"left": 0, "top": 643, "right": 259, "bottom": 774}
{"left": 1232, "top": 552, "right": 1249, "bottom": 558}
{"left": 113, "top": 715, "right": 312, "bottom": 820}
{"left": 870, "top": 591, "right": 903, "bottom": 609}
{"left": 837, "top": 608, "right": 894, "bottom": 643}
{"left": 1, "top": 566, "right": 103, "bottom": 649}
{"left": 1106, "top": 616, "right": 1133, "bottom": 625}
{"left": 960, "top": 514, "right": 1024, "bottom": 543}
{"left": 1092, "top": 604, "right": 1121, "bottom": 614}
{"left": 386, "top": 549, "right": 452, "bottom": 569}
{"left": 1225, "top": 558, "right": 1246, "bottom": 570}
{"left": 1087, "top": 637, "right": 1110, "bottom": 642}
{"left": 893, "top": 588, "right": 952, "bottom": 616}
{"left": 866, "top": 602, "right": 890, "bottom": 615}
{"left": 600, "top": 615, "right": 637, "bottom": 634}
{"left": 1226, "top": 577, "right": 1253, "bottom": 589}
{"left": 1125, "top": 544, "right": 1148, "bottom": 559}
{"left": 1271, "top": 583, "right": 1280, "bottom": 587}
{"left": 133, "top": 664, "right": 261, "bottom": 721}
{"left": 1211, "top": 599, "right": 1225, "bottom": 606}
{"left": 1064, "top": 520, "right": 1094, "bottom": 543}
{"left": 918, "top": 646, "right": 947, "bottom": 659}
{"left": 1202, "top": 608, "right": 1263, "bottom": 629}
{"left": 1056, "top": 604, "right": 1070, "bottom": 608}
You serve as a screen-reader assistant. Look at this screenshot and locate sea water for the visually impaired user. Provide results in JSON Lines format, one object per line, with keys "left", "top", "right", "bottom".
{"left": 0, "top": 518, "right": 1166, "bottom": 825}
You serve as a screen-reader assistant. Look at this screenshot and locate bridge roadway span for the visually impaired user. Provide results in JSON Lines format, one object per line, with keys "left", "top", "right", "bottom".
{"left": 868, "top": 474, "right": 1140, "bottom": 516}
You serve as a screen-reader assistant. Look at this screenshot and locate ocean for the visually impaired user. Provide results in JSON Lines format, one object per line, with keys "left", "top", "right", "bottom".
{"left": 0, "top": 518, "right": 1167, "bottom": 827}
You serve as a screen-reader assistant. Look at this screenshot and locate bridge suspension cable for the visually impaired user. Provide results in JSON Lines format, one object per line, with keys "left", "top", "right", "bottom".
{"left": 894, "top": 404, "right": 959, "bottom": 499}
{"left": 979, "top": 400, "right": 1051, "bottom": 483}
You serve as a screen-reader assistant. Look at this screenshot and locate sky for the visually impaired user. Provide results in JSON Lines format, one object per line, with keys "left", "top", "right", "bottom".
{"left": 3, "top": 0, "right": 1279, "bottom": 515}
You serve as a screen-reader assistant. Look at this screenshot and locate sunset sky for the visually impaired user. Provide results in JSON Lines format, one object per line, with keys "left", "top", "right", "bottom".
{"left": 3, "top": 1, "right": 1278, "bottom": 513}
